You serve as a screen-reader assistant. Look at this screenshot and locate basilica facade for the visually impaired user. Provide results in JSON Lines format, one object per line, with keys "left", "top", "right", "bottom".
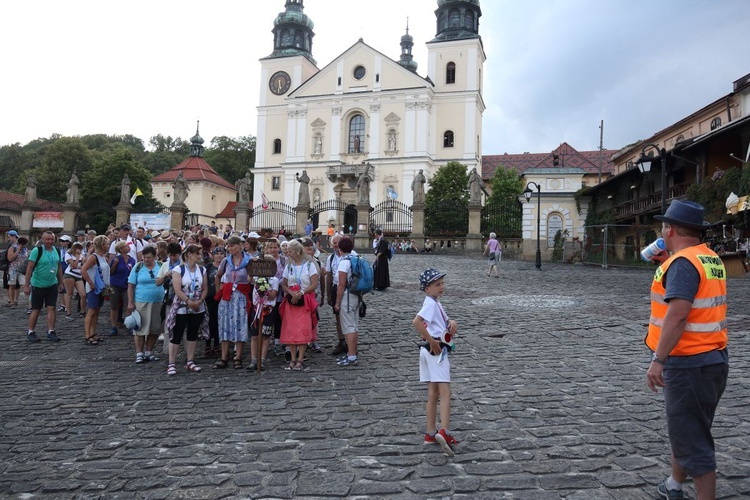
{"left": 252, "top": 0, "right": 485, "bottom": 231}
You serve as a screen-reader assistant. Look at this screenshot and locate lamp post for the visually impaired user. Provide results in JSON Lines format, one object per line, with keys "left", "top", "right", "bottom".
{"left": 636, "top": 143, "right": 667, "bottom": 215}
{"left": 523, "top": 182, "right": 542, "bottom": 270}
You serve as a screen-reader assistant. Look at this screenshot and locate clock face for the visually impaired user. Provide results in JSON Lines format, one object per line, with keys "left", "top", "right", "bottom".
{"left": 353, "top": 65, "right": 366, "bottom": 80}
{"left": 269, "top": 71, "right": 291, "bottom": 95}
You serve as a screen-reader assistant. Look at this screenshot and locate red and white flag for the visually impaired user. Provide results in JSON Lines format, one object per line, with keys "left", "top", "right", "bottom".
{"left": 261, "top": 191, "right": 270, "bottom": 210}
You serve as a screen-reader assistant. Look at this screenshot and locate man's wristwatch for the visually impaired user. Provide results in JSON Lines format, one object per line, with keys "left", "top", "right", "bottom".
{"left": 651, "top": 352, "right": 666, "bottom": 365}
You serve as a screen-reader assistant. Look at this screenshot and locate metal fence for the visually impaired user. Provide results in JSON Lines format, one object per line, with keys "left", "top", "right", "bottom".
{"left": 480, "top": 198, "right": 523, "bottom": 238}
{"left": 425, "top": 200, "right": 468, "bottom": 237}
{"left": 582, "top": 224, "right": 657, "bottom": 268}
{"left": 369, "top": 199, "right": 412, "bottom": 236}
{"left": 249, "top": 202, "right": 296, "bottom": 232}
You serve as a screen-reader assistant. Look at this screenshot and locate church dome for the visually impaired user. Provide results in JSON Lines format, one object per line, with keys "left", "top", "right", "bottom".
{"left": 432, "top": 0, "right": 482, "bottom": 42}
{"left": 266, "top": 0, "right": 316, "bottom": 64}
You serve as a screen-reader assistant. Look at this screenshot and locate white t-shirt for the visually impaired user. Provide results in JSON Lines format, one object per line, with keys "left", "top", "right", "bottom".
{"left": 325, "top": 250, "right": 357, "bottom": 285}
{"left": 417, "top": 296, "right": 449, "bottom": 339}
{"left": 64, "top": 251, "right": 84, "bottom": 278}
{"left": 282, "top": 260, "right": 318, "bottom": 289}
{"left": 173, "top": 264, "right": 206, "bottom": 314}
{"left": 108, "top": 237, "right": 143, "bottom": 262}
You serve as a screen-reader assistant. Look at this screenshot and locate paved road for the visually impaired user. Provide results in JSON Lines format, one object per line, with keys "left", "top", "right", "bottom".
{"left": 1, "top": 255, "right": 748, "bottom": 499}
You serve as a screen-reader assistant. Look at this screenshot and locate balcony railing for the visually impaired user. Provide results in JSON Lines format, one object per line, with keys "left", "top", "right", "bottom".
{"left": 614, "top": 183, "right": 688, "bottom": 220}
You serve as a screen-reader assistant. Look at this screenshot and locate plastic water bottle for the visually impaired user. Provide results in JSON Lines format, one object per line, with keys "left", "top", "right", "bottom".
{"left": 641, "top": 238, "right": 666, "bottom": 262}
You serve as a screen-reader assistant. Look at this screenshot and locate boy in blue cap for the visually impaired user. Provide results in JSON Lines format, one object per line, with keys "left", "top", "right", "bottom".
{"left": 412, "top": 268, "right": 459, "bottom": 456}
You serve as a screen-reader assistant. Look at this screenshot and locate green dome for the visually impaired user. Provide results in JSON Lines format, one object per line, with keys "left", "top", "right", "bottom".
{"left": 438, "top": 0, "right": 480, "bottom": 6}
{"left": 274, "top": 10, "right": 314, "bottom": 30}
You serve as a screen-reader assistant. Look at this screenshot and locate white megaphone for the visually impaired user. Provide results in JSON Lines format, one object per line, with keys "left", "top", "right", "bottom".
{"left": 441, "top": 331, "right": 453, "bottom": 345}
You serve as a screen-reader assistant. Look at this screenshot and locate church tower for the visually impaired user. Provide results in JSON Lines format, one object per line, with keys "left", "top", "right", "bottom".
{"left": 426, "top": 0, "right": 485, "bottom": 165}
{"left": 255, "top": 0, "right": 320, "bottom": 202}
{"left": 397, "top": 20, "right": 418, "bottom": 73}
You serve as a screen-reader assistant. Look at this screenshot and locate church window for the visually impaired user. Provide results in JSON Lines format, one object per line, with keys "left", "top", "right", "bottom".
{"left": 349, "top": 115, "right": 365, "bottom": 153}
{"left": 446, "top": 62, "right": 456, "bottom": 84}
{"left": 449, "top": 8, "right": 460, "bottom": 27}
{"left": 710, "top": 117, "right": 721, "bottom": 130}
{"left": 272, "top": 176, "right": 281, "bottom": 191}
{"left": 443, "top": 130, "right": 454, "bottom": 148}
{"left": 273, "top": 139, "right": 282, "bottom": 154}
{"left": 465, "top": 10, "right": 475, "bottom": 29}
{"left": 281, "top": 30, "right": 291, "bottom": 46}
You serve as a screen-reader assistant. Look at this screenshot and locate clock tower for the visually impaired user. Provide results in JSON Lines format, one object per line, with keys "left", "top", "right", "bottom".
{"left": 256, "top": 0, "right": 318, "bottom": 181}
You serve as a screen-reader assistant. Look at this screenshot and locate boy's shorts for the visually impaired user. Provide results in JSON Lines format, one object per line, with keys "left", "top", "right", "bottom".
{"left": 419, "top": 344, "right": 451, "bottom": 383}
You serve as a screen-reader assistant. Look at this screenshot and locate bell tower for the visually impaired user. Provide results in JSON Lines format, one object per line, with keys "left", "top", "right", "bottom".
{"left": 426, "top": 0, "right": 485, "bottom": 164}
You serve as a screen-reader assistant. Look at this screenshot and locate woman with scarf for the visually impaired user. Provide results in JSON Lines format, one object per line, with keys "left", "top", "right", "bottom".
{"left": 164, "top": 245, "right": 208, "bottom": 375}
{"left": 213, "top": 235, "right": 251, "bottom": 369}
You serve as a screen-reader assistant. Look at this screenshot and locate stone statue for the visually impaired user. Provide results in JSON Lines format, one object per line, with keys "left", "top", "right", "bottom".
{"left": 356, "top": 163, "right": 373, "bottom": 205}
{"left": 314, "top": 136, "right": 322, "bottom": 155}
{"left": 295, "top": 170, "right": 310, "bottom": 205}
{"left": 411, "top": 169, "right": 426, "bottom": 204}
{"left": 120, "top": 174, "right": 131, "bottom": 204}
{"left": 353, "top": 135, "right": 361, "bottom": 153}
{"left": 66, "top": 170, "right": 79, "bottom": 204}
{"left": 24, "top": 174, "right": 37, "bottom": 204}
{"left": 172, "top": 171, "right": 190, "bottom": 205}
{"left": 235, "top": 172, "right": 251, "bottom": 203}
{"left": 388, "top": 133, "right": 397, "bottom": 151}
{"left": 467, "top": 167, "right": 487, "bottom": 203}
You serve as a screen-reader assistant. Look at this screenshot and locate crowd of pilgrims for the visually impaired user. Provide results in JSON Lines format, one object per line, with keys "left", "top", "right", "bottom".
{"left": 6, "top": 221, "right": 387, "bottom": 374}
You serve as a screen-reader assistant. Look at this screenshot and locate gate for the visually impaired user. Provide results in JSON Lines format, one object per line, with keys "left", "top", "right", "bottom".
{"left": 249, "top": 201, "right": 296, "bottom": 232}
{"left": 309, "top": 200, "right": 356, "bottom": 233}
{"left": 369, "top": 199, "right": 412, "bottom": 236}
{"left": 425, "top": 200, "right": 468, "bottom": 237}
{"left": 481, "top": 198, "right": 522, "bottom": 238}
{"left": 77, "top": 200, "right": 117, "bottom": 234}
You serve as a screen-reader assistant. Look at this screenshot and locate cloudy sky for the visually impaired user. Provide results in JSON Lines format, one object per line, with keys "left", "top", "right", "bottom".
{"left": 3, "top": 0, "right": 749, "bottom": 155}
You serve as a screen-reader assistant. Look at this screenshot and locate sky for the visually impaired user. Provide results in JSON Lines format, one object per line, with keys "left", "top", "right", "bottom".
{"left": 2, "top": 0, "right": 750, "bottom": 155}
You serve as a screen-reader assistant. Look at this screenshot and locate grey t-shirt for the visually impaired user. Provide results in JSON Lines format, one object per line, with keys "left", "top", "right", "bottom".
{"left": 660, "top": 257, "right": 728, "bottom": 368}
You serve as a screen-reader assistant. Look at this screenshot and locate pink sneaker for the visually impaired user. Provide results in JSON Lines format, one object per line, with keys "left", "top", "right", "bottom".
{"left": 435, "top": 429, "right": 458, "bottom": 456}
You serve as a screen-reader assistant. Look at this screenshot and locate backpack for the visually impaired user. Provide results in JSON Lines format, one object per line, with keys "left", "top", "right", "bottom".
{"left": 0, "top": 249, "right": 8, "bottom": 272}
{"left": 16, "top": 247, "right": 43, "bottom": 275}
{"left": 345, "top": 255, "right": 374, "bottom": 295}
{"left": 387, "top": 242, "right": 395, "bottom": 260}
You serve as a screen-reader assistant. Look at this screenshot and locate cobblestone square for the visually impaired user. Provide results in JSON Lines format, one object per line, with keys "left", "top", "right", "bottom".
{"left": 1, "top": 255, "right": 748, "bottom": 498}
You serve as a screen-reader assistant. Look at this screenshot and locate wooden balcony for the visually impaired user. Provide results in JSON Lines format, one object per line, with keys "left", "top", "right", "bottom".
{"left": 614, "top": 183, "right": 688, "bottom": 220}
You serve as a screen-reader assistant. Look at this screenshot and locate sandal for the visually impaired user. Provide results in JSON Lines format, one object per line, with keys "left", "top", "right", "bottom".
{"left": 233, "top": 358, "right": 243, "bottom": 369}
{"left": 84, "top": 336, "right": 98, "bottom": 346}
{"left": 186, "top": 360, "right": 202, "bottom": 372}
{"left": 292, "top": 361, "right": 304, "bottom": 371}
{"left": 135, "top": 353, "right": 145, "bottom": 363}
{"left": 167, "top": 363, "right": 177, "bottom": 376}
{"left": 204, "top": 345, "right": 212, "bottom": 357}
{"left": 213, "top": 359, "right": 229, "bottom": 369}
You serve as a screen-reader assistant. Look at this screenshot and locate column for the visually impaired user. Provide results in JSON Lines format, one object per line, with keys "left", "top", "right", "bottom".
{"left": 63, "top": 203, "right": 79, "bottom": 234}
{"left": 295, "top": 204, "right": 309, "bottom": 237}
{"left": 465, "top": 202, "right": 483, "bottom": 251}
{"left": 169, "top": 202, "right": 186, "bottom": 231}
{"left": 116, "top": 201, "right": 132, "bottom": 228}
{"left": 234, "top": 204, "right": 249, "bottom": 234}
{"left": 354, "top": 203, "right": 371, "bottom": 251}
{"left": 20, "top": 202, "right": 36, "bottom": 238}
{"left": 409, "top": 202, "right": 425, "bottom": 250}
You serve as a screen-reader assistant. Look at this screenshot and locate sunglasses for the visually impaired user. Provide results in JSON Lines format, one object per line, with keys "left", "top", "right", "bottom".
{"left": 149, "top": 270, "right": 155, "bottom": 279}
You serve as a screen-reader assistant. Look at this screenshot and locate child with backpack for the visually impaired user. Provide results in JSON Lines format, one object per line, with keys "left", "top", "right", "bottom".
{"left": 412, "top": 268, "right": 459, "bottom": 456}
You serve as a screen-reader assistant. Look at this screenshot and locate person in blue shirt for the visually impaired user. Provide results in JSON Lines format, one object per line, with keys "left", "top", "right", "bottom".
{"left": 126, "top": 246, "right": 163, "bottom": 364}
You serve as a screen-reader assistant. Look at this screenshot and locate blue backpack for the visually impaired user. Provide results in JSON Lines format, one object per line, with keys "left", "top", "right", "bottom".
{"left": 345, "top": 254, "right": 374, "bottom": 295}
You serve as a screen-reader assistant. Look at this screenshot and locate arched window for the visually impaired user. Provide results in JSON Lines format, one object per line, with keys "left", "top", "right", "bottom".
{"left": 273, "top": 138, "right": 282, "bottom": 154}
{"left": 446, "top": 62, "right": 456, "bottom": 84}
{"left": 464, "top": 10, "right": 475, "bottom": 29}
{"left": 546, "top": 213, "right": 564, "bottom": 248}
{"left": 443, "top": 130, "right": 454, "bottom": 148}
{"left": 349, "top": 115, "right": 365, "bottom": 153}
{"left": 449, "top": 8, "right": 460, "bottom": 27}
{"left": 710, "top": 117, "right": 721, "bottom": 130}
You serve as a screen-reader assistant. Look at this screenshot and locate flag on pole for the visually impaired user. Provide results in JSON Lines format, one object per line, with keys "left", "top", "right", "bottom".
{"left": 261, "top": 191, "right": 270, "bottom": 210}
{"left": 386, "top": 186, "right": 398, "bottom": 199}
{"left": 129, "top": 187, "right": 144, "bottom": 205}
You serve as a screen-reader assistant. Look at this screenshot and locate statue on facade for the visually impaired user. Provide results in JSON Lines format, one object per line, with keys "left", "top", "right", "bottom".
{"left": 356, "top": 163, "right": 373, "bottom": 205}
{"left": 353, "top": 135, "right": 361, "bottom": 153}
{"left": 24, "top": 174, "right": 37, "bottom": 204}
{"left": 172, "top": 171, "right": 190, "bottom": 205}
{"left": 235, "top": 172, "right": 251, "bottom": 203}
{"left": 66, "top": 170, "right": 79, "bottom": 204}
{"left": 314, "top": 136, "right": 322, "bottom": 155}
{"left": 411, "top": 169, "right": 426, "bottom": 204}
{"left": 388, "top": 133, "right": 397, "bottom": 151}
{"left": 295, "top": 170, "right": 311, "bottom": 205}
{"left": 120, "top": 174, "right": 131, "bottom": 204}
{"left": 467, "top": 167, "right": 487, "bottom": 203}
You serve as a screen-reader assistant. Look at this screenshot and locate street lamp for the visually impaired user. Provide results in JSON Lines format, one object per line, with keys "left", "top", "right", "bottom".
{"left": 523, "top": 182, "right": 542, "bottom": 270}
{"left": 636, "top": 143, "right": 667, "bottom": 214}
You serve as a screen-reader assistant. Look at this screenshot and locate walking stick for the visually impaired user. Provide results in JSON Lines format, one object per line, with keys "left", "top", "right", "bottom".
{"left": 256, "top": 304, "right": 265, "bottom": 373}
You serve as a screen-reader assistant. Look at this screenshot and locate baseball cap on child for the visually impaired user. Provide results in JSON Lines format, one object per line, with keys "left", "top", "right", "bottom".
{"left": 419, "top": 268, "right": 446, "bottom": 291}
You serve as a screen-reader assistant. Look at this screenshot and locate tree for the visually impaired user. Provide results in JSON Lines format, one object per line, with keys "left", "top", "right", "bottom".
{"left": 487, "top": 164, "right": 524, "bottom": 203}
{"left": 425, "top": 161, "right": 470, "bottom": 236}
{"left": 142, "top": 134, "right": 191, "bottom": 175}
{"left": 204, "top": 135, "right": 257, "bottom": 185}
{"left": 80, "top": 146, "right": 155, "bottom": 232}
{"left": 26, "top": 137, "right": 93, "bottom": 203}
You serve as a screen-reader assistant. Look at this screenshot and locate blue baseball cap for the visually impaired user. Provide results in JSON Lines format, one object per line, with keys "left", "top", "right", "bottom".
{"left": 7, "top": 230, "right": 18, "bottom": 237}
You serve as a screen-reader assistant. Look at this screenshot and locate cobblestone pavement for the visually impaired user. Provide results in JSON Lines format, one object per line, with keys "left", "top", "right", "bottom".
{"left": 1, "top": 255, "right": 748, "bottom": 499}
